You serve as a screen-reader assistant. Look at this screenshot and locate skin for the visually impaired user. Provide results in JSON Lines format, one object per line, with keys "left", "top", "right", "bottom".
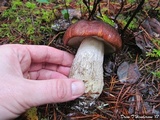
{"left": 0, "top": 44, "right": 85, "bottom": 119}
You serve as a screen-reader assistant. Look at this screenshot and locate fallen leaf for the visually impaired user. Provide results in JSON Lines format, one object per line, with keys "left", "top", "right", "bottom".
{"left": 104, "top": 61, "right": 115, "bottom": 77}
{"left": 142, "top": 18, "right": 160, "bottom": 38}
{"left": 25, "top": 107, "right": 38, "bottom": 120}
{"left": 117, "top": 61, "right": 141, "bottom": 84}
{"left": 134, "top": 32, "right": 154, "bottom": 54}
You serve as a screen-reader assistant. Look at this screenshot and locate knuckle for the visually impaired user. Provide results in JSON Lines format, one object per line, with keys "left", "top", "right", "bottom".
{"left": 56, "top": 79, "right": 67, "bottom": 99}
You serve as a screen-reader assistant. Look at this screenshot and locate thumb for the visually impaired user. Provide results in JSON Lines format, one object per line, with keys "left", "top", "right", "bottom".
{"left": 24, "top": 79, "right": 85, "bottom": 107}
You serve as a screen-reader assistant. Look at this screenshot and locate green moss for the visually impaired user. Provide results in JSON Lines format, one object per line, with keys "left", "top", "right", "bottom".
{"left": 0, "top": 0, "right": 56, "bottom": 44}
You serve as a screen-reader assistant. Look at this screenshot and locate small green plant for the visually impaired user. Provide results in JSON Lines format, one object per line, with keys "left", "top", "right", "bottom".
{"left": 146, "top": 39, "right": 160, "bottom": 79}
{"left": 118, "top": 14, "right": 138, "bottom": 30}
{"left": 147, "top": 49, "right": 160, "bottom": 58}
{"left": 97, "top": 15, "right": 115, "bottom": 26}
{"left": 65, "top": 0, "right": 72, "bottom": 6}
{"left": 36, "top": 0, "right": 49, "bottom": 4}
{"left": 153, "top": 39, "right": 160, "bottom": 46}
{"left": 25, "top": 2, "right": 37, "bottom": 10}
{"left": 146, "top": 39, "right": 160, "bottom": 58}
{"left": 152, "top": 71, "right": 160, "bottom": 79}
{"left": 61, "top": 9, "right": 70, "bottom": 20}
{"left": 127, "top": 0, "right": 136, "bottom": 4}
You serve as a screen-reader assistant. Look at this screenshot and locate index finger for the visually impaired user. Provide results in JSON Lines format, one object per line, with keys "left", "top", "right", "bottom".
{"left": 25, "top": 45, "right": 74, "bottom": 66}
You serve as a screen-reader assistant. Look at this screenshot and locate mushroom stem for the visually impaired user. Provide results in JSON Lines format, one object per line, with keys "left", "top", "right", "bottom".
{"left": 69, "top": 37, "right": 104, "bottom": 99}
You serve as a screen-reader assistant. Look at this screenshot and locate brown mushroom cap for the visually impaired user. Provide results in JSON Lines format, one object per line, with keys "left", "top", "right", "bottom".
{"left": 63, "top": 20, "right": 122, "bottom": 53}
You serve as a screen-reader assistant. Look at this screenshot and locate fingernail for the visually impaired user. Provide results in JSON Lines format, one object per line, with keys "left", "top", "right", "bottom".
{"left": 71, "top": 81, "right": 85, "bottom": 96}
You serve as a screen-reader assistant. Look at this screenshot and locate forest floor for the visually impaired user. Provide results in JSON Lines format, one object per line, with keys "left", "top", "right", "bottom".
{"left": 0, "top": 0, "right": 160, "bottom": 120}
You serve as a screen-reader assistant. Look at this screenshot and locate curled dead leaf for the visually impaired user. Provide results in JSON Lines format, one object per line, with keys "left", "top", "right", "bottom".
{"left": 117, "top": 61, "right": 141, "bottom": 84}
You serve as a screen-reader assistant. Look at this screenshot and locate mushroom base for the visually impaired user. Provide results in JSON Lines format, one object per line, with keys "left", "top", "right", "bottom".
{"left": 69, "top": 37, "right": 104, "bottom": 99}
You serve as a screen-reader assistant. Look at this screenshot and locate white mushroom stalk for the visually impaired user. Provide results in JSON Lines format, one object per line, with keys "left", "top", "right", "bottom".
{"left": 69, "top": 37, "right": 104, "bottom": 99}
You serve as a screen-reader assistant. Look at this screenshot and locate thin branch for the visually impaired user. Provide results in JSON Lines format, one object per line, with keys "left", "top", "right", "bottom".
{"left": 83, "top": 0, "right": 101, "bottom": 20}
{"left": 88, "top": 0, "right": 102, "bottom": 20}
{"left": 114, "top": 0, "right": 124, "bottom": 20}
{"left": 83, "top": 0, "right": 91, "bottom": 14}
{"left": 121, "top": 0, "right": 145, "bottom": 36}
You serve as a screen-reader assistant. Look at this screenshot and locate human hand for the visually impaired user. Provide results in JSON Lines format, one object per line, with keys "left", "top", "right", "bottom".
{"left": 0, "top": 44, "right": 85, "bottom": 119}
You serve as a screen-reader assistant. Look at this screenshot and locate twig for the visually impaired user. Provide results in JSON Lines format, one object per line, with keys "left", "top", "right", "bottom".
{"left": 139, "top": 59, "right": 160, "bottom": 70}
{"left": 83, "top": 0, "right": 101, "bottom": 20}
{"left": 48, "top": 31, "right": 64, "bottom": 46}
{"left": 140, "top": 26, "right": 160, "bottom": 49}
{"left": 88, "top": 0, "right": 101, "bottom": 20}
{"left": 121, "top": 0, "right": 145, "bottom": 36}
{"left": 114, "top": 0, "right": 124, "bottom": 20}
{"left": 83, "top": 0, "right": 91, "bottom": 14}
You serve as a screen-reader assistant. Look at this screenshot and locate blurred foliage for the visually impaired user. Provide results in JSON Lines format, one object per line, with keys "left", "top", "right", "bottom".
{"left": 36, "top": 0, "right": 49, "bottom": 4}
{"left": 152, "top": 71, "right": 160, "bottom": 79}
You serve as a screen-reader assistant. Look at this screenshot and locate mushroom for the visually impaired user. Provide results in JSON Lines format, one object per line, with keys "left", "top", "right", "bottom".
{"left": 63, "top": 20, "right": 122, "bottom": 99}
